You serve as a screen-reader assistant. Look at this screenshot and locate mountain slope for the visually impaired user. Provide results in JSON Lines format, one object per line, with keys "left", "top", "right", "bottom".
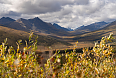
{"left": 28, "top": 17, "right": 70, "bottom": 35}
{"left": 72, "top": 21, "right": 108, "bottom": 35}
{"left": 53, "top": 23, "right": 69, "bottom": 31}
{"left": 0, "top": 25, "right": 29, "bottom": 49}
{"left": 0, "top": 25, "right": 71, "bottom": 50}
{"left": 72, "top": 20, "right": 116, "bottom": 42}
{"left": 0, "top": 17, "right": 71, "bottom": 36}
{"left": 75, "top": 25, "right": 84, "bottom": 30}
{"left": 0, "top": 17, "right": 30, "bottom": 31}
{"left": 16, "top": 18, "right": 32, "bottom": 29}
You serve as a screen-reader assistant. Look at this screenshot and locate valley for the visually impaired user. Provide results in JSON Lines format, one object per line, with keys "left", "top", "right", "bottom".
{"left": 0, "top": 17, "right": 116, "bottom": 53}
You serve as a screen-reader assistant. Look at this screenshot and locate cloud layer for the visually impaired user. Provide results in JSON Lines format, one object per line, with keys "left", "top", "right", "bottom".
{"left": 0, "top": 0, "right": 116, "bottom": 29}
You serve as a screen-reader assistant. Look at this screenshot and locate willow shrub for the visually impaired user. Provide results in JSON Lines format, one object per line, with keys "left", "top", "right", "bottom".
{"left": 0, "top": 32, "right": 116, "bottom": 78}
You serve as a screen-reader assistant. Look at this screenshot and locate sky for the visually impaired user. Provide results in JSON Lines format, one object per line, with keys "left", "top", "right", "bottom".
{"left": 0, "top": 0, "right": 116, "bottom": 29}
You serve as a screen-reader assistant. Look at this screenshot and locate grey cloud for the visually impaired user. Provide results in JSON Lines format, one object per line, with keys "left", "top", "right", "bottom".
{"left": 6, "top": 11, "right": 21, "bottom": 16}
{"left": 11, "top": 0, "right": 89, "bottom": 15}
{"left": 60, "top": 5, "right": 72, "bottom": 15}
{"left": 22, "top": 0, "right": 116, "bottom": 29}
{"left": 0, "top": 0, "right": 116, "bottom": 29}
{"left": 0, "top": 0, "right": 11, "bottom": 4}
{"left": 16, "top": 0, "right": 61, "bottom": 14}
{"left": 0, "top": 3, "right": 10, "bottom": 16}
{"left": 73, "top": 1, "right": 105, "bottom": 16}
{"left": 0, "top": 11, "right": 21, "bottom": 19}
{"left": 74, "top": 0, "right": 89, "bottom": 5}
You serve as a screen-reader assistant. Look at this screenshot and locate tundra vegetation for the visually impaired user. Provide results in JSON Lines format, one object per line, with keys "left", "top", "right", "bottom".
{"left": 0, "top": 32, "right": 116, "bottom": 78}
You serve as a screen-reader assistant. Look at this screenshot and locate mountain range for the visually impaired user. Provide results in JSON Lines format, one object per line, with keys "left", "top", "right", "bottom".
{"left": 0, "top": 16, "right": 116, "bottom": 49}
{"left": 72, "top": 20, "right": 116, "bottom": 42}
{"left": 71, "top": 21, "right": 108, "bottom": 34}
{"left": 0, "top": 17, "right": 72, "bottom": 36}
{"left": 0, "top": 17, "right": 110, "bottom": 36}
{"left": 0, "top": 17, "right": 73, "bottom": 49}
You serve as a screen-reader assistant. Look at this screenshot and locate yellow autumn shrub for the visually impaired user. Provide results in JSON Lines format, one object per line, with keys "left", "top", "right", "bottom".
{"left": 0, "top": 32, "right": 115, "bottom": 78}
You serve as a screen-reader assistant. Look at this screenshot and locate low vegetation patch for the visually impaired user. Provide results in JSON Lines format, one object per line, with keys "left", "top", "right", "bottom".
{"left": 0, "top": 32, "right": 116, "bottom": 78}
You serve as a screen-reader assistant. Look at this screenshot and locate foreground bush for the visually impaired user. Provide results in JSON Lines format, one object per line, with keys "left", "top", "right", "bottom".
{"left": 0, "top": 32, "right": 41, "bottom": 78}
{"left": 0, "top": 32, "right": 116, "bottom": 78}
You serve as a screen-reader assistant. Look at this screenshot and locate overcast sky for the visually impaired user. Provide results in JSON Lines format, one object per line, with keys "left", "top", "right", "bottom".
{"left": 0, "top": 0, "right": 116, "bottom": 29}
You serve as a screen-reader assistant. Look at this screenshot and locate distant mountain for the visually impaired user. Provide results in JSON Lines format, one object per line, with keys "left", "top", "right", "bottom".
{"left": 28, "top": 17, "right": 71, "bottom": 35}
{"left": 72, "top": 20, "right": 116, "bottom": 42}
{"left": 0, "top": 17, "right": 31, "bottom": 31}
{"left": 53, "top": 23, "right": 69, "bottom": 31}
{"left": 16, "top": 18, "right": 32, "bottom": 29}
{"left": 75, "top": 25, "right": 84, "bottom": 30}
{"left": 0, "top": 17, "right": 71, "bottom": 36}
{"left": 0, "top": 17, "right": 15, "bottom": 25}
{"left": 52, "top": 23, "right": 73, "bottom": 31}
{"left": 103, "top": 20, "right": 116, "bottom": 30}
{"left": 72, "top": 21, "right": 108, "bottom": 34}
{"left": 67, "top": 27, "right": 73, "bottom": 31}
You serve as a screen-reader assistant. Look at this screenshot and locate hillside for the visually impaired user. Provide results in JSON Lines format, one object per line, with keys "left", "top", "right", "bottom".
{"left": 71, "top": 21, "right": 108, "bottom": 35}
{"left": 0, "top": 25, "right": 29, "bottom": 49}
{"left": 0, "top": 26, "right": 71, "bottom": 50}
{"left": 53, "top": 20, "right": 116, "bottom": 45}
{"left": 72, "top": 20, "right": 116, "bottom": 42}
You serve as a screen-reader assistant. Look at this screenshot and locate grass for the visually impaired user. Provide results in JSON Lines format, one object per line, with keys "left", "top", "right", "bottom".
{"left": 0, "top": 32, "right": 116, "bottom": 78}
